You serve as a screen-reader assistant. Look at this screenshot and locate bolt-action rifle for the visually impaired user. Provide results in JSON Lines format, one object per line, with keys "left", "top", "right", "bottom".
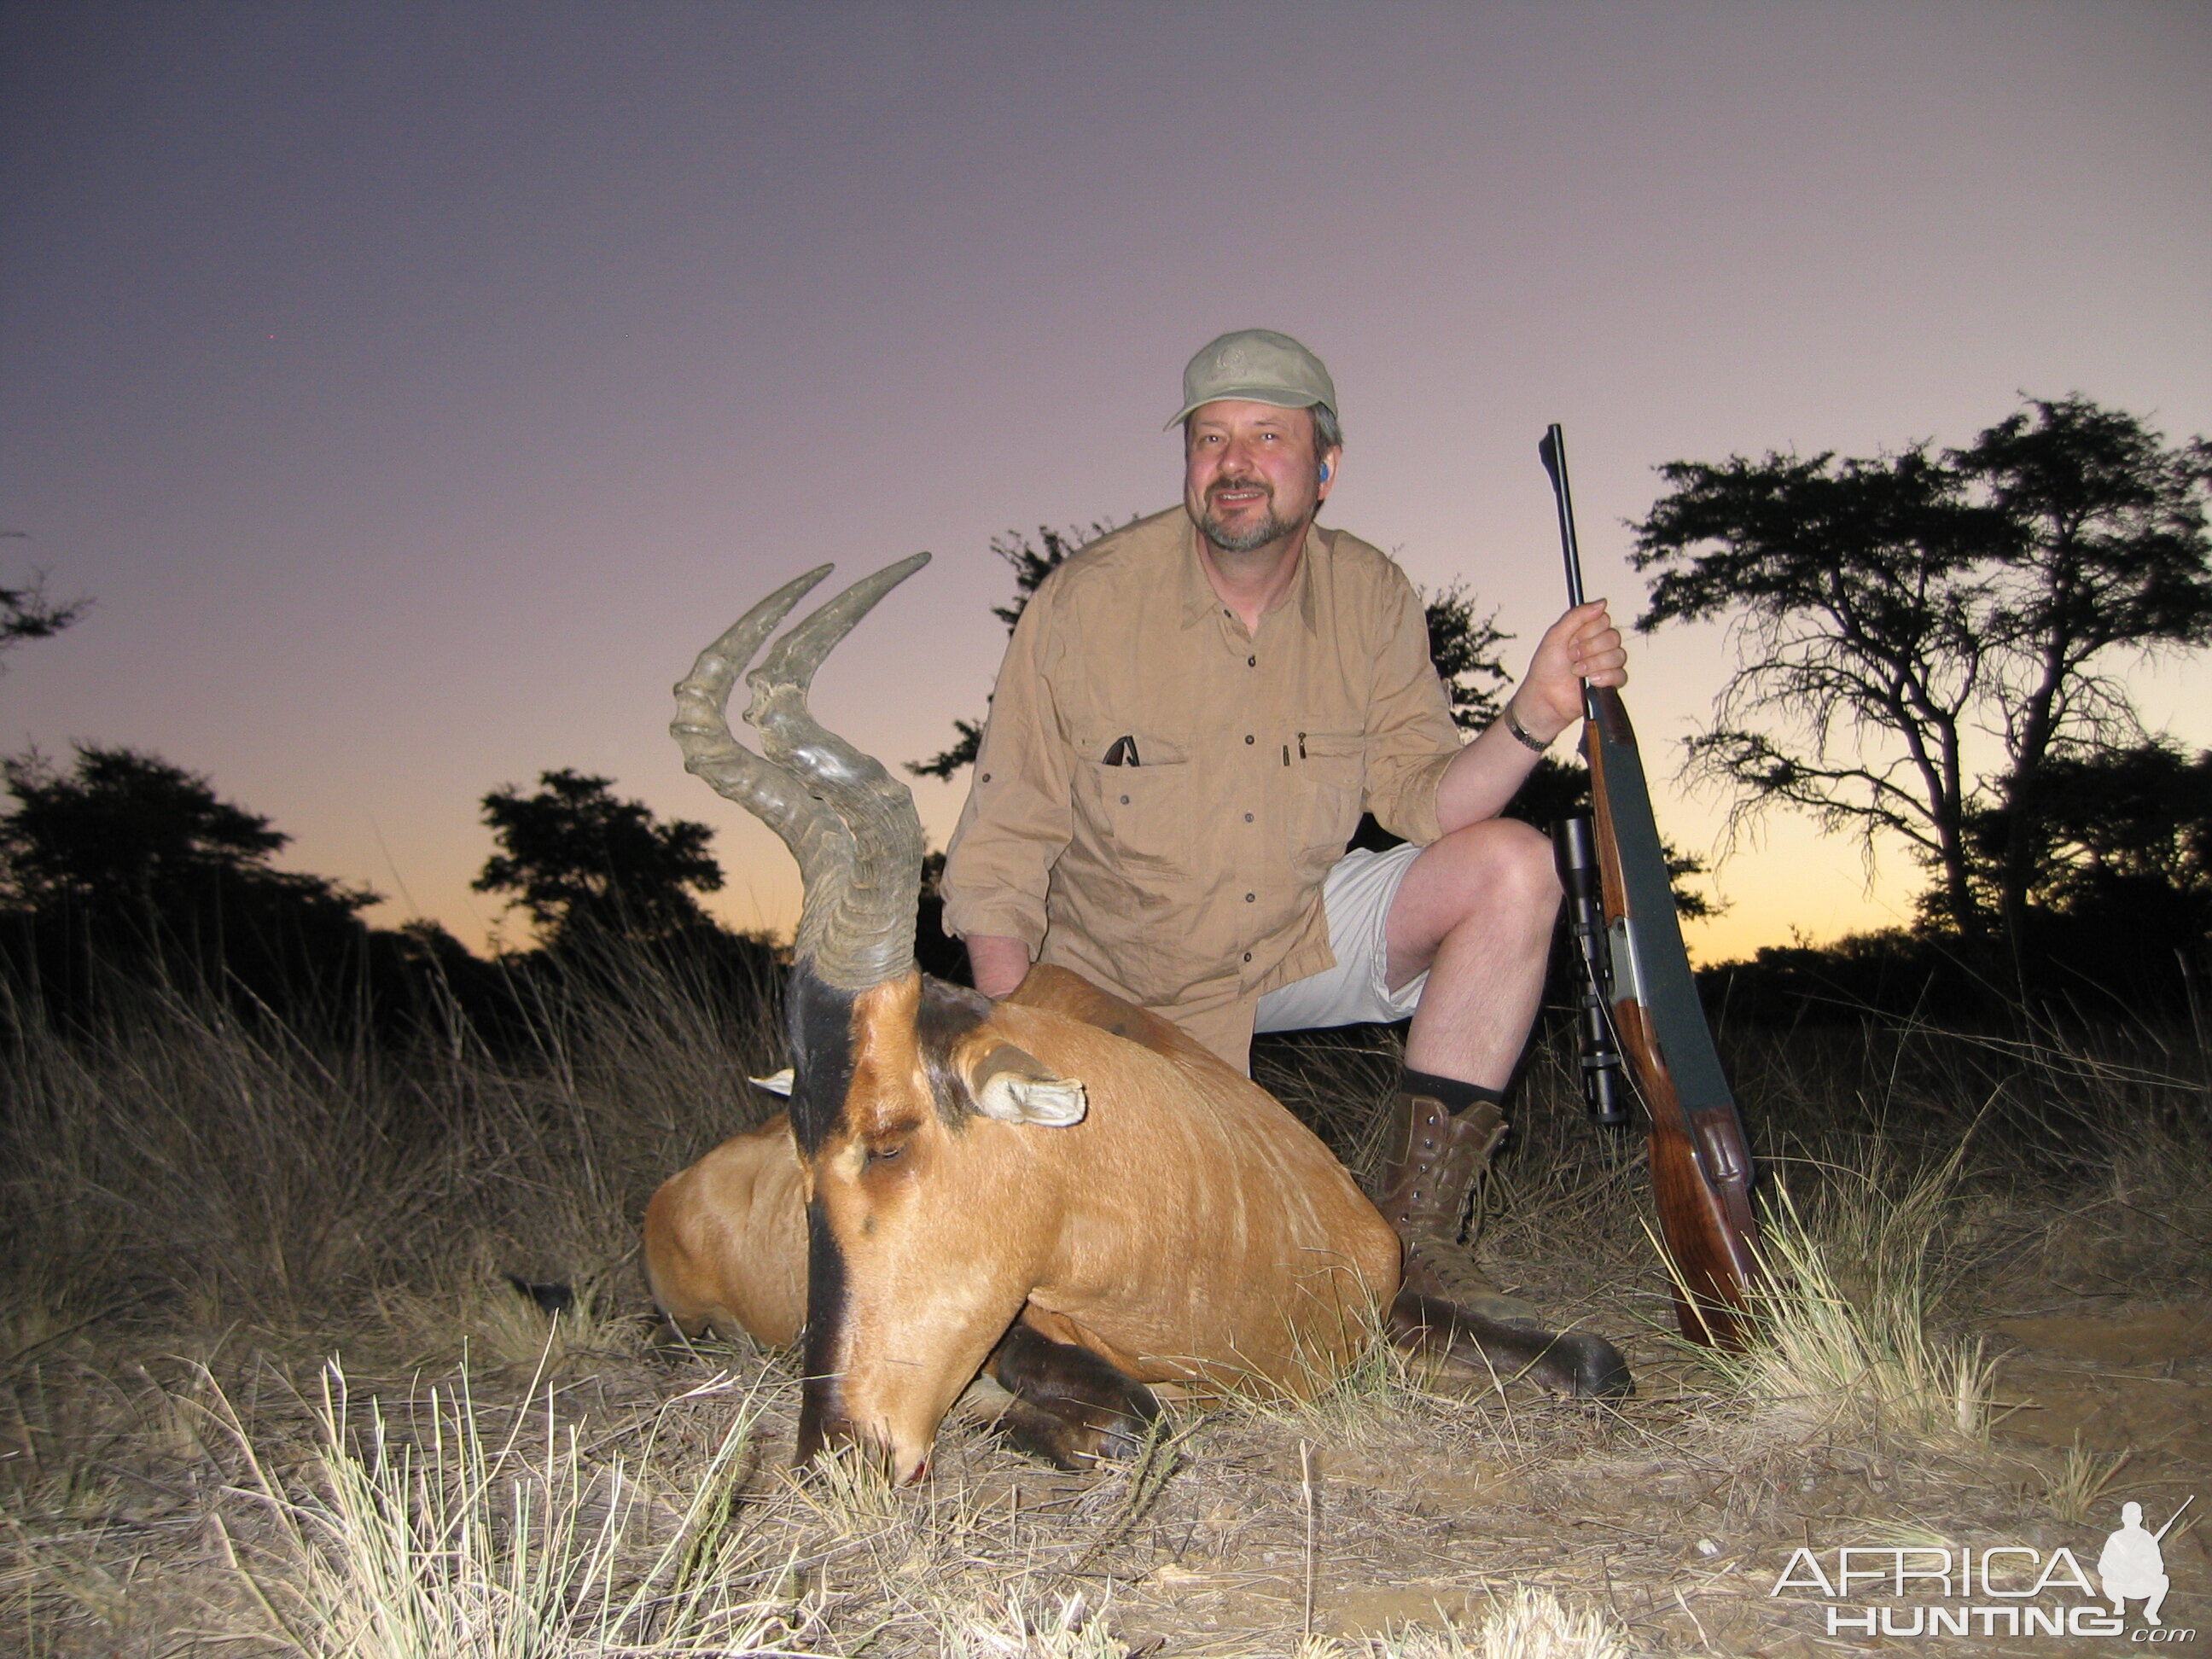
{"left": 1538, "top": 424, "right": 1761, "bottom": 1349}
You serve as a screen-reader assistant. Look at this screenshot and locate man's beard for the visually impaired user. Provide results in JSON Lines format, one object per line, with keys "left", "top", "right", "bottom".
{"left": 1198, "top": 484, "right": 1296, "bottom": 554}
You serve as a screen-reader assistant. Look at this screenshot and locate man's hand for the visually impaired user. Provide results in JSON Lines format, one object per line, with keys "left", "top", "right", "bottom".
{"left": 1509, "top": 599, "right": 1627, "bottom": 743}
{"left": 966, "top": 934, "right": 1032, "bottom": 999}
{"left": 1435, "top": 602, "right": 1629, "bottom": 833}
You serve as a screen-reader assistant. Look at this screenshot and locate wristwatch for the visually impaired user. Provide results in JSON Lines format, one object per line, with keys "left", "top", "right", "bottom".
{"left": 1504, "top": 701, "right": 1551, "bottom": 754}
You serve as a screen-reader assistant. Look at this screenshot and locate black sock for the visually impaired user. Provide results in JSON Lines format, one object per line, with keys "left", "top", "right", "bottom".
{"left": 1400, "top": 1068, "right": 1504, "bottom": 1117}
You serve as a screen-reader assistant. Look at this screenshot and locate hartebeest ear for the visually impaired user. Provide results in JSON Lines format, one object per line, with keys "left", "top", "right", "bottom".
{"left": 966, "top": 1044, "right": 1087, "bottom": 1126}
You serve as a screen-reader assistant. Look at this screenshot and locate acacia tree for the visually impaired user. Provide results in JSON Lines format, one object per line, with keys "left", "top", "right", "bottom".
{"left": 474, "top": 768, "right": 724, "bottom": 946}
{"left": 1968, "top": 740, "right": 2212, "bottom": 927}
{"left": 0, "top": 744, "right": 379, "bottom": 1002}
{"left": 1631, "top": 395, "right": 2212, "bottom": 955}
{"left": 3, "top": 745, "right": 276, "bottom": 903}
{"left": 0, "top": 543, "right": 87, "bottom": 669}
{"left": 1421, "top": 579, "right": 1515, "bottom": 732}
{"left": 2, "top": 578, "right": 84, "bottom": 659}
{"left": 1, "top": 744, "right": 375, "bottom": 920}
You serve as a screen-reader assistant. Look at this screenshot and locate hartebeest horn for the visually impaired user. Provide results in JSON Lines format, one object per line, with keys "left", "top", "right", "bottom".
{"left": 672, "top": 562, "right": 836, "bottom": 844}
{"left": 671, "top": 553, "right": 930, "bottom": 990}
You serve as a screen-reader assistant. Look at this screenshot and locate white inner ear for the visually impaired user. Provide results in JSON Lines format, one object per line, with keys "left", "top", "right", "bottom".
{"left": 749, "top": 1068, "right": 795, "bottom": 1097}
{"left": 975, "top": 1072, "right": 1087, "bottom": 1126}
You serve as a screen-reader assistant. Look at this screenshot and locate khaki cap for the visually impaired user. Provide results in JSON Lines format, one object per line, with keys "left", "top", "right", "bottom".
{"left": 1167, "top": 328, "right": 1337, "bottom": 428}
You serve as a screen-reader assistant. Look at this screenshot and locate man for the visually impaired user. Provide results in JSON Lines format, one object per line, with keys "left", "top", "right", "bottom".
{"left": 941, "top": 329, "right": 1626, "bottom": 1307}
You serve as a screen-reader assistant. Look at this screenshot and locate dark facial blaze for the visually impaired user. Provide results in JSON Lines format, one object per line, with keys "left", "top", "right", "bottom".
{"left": 784, "top": 965, "right": 860, "bottom": 1157}
{"left": 786, "top": 963, "right": 859, "bottom": 1457}
{"left": 789, "top": 964, "right": 999, "bottom": 1463}
{"left": 794, "top": 1191, "right": 852, "bottom": 1458}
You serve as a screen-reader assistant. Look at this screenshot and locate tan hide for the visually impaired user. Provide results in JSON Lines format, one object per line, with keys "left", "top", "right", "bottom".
{"left": 643, "top": 1115, "right": 808, "bottom": 1346}
{"left": 644, "top": 967, "right": 1399, "bottom": 1423}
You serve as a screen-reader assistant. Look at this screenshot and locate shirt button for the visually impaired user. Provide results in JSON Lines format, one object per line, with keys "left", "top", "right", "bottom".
{"left": 1245, "top": 892, "right": 1256, "bottom": 903}
{"left": 1244, "top": 734, "right": 1254, "bottom": 744}
{"left": 1243, "top": 952, "right": 1253, "bottom": 963}
{"left": 1119, "top": 794, "right": 1130, "bottom": 805}
{"left": 1243, "top": 812, "right": 1254, "bottom": 823}
{"left": 980, "top": 772, "right": 990, "bottom": 782}
{"left": 1247, "top": 655, "right": 1256, "bottom": 667}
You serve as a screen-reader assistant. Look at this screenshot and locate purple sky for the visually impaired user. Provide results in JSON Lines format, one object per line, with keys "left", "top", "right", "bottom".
{"left": 4, "top": 3, "right": 2208, "bottom": 961}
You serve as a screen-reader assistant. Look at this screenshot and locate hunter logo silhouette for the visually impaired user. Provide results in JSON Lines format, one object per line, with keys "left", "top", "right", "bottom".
{"left": 2100, "top": 1497, "right": 2192, "bottom": 1626}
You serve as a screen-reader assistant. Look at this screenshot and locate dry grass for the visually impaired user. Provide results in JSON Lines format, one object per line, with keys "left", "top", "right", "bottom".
{"left": 3, "top": 949, "right": 2208, "bottom": 1655}
{"left": 1691, "top": 1172, "right": 2000, "bottom": 1449}
{"left": 212, "top": 1361, "right": 800, "bottom": 1657}
{"left": 2040, "top": 1435, "right": 2131, "bottom": 1525}
{"left": 1315, "top": 1585, "right": 1628, "bottom": 1658}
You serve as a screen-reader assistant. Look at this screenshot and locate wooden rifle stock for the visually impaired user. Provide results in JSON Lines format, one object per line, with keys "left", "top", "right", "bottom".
{"left": 1540, "top": 425, "right": 1761, "bottom": 1349}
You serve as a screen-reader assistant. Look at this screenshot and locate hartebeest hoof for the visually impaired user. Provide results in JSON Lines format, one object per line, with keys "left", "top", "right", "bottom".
{"left": 1388, "top": 1288, "right": 1633, "bottom": 1400}
{"left": 987, "top": 1323, "right": 1161, "bottom": 1470}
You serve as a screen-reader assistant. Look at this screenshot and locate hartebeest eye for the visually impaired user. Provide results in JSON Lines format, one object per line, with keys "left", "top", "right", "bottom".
{"left": 858, "top": 1122, "right": 920, "bottom": 1170}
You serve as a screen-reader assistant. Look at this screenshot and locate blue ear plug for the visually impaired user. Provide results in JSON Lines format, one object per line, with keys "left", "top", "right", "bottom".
{"left": 1318, "top": 464, "right": 1330, "bottom": 481}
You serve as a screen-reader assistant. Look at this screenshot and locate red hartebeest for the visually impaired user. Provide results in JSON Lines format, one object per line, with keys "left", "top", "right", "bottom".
{"left": 644, "top": 557, "right": 1627, "bottom": 1481}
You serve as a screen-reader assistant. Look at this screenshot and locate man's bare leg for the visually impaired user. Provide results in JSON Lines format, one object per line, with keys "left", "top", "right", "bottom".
{"left": 1386, "top": 817, "right": 1560, "bottom": 1087}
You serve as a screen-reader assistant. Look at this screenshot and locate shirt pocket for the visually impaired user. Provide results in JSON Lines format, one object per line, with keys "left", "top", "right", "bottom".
{"left": 1289, "top": 730, "right": 1367, "bottom": 882}
{"left": 1073, "top": 754, "right": 1194, "bottom": 876}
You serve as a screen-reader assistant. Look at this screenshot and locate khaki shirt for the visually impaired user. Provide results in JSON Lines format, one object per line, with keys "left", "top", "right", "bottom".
{"left": 941, "top": 509, "right": 1462, "bottom": 1065}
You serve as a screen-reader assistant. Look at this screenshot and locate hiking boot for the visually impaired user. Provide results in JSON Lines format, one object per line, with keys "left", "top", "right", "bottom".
{"left": 1376, "top": 1088, "right": 1545, "bottom": 1328}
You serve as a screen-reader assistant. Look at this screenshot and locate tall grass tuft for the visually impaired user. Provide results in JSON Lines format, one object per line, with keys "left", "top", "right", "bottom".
{"left": 1463, "top": 1586, "right": 1628, "bottom": 1659}
{"left": 935, "top": 1589, "right": 1131, "bottom": 1658}
{"left": 0, "top": 975, "right": 447, "bottom": 1321}
{"left": 213, "top": 1359, "right": 803, "bottom": 1658}
{"left": 1693, "top": 1173, "right": 1998, "bottom": 1446}
{"left": 1300, "top": 1586, "right": 1627, "bottom": 1659}
{"left": 2041, "top": 1437, "right": 2130, "bottom": 1524}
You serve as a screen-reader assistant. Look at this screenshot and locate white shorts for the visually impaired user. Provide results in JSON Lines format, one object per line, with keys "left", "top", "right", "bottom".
{"left": 1254, "top": 842, "right": 1428, "bottom": 1033}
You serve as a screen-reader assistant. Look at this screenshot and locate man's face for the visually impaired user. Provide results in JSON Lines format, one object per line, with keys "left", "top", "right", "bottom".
{"left": 1183, "top": 400, "right": 1339, "bottom": 556}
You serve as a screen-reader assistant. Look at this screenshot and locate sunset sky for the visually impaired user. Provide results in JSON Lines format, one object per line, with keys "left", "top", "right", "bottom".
{"left": 4, "top": 3, "right": 2208, "bottom": 962}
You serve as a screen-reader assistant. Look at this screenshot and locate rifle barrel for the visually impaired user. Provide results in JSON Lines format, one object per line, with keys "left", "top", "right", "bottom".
{"left": 2154, "top": 1494, "right": 2196, "bottom": 1543}
{"left": 1538, "top": 423, "right": 1596, "bottom": 722}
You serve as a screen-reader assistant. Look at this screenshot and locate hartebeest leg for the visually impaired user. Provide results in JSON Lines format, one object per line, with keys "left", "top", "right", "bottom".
{"left": 986, "top": 1322, "right": 1161, "bottom": 1470}
{"left": 1388, "top": 1288, "right": 1632, "bottom": 1400}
